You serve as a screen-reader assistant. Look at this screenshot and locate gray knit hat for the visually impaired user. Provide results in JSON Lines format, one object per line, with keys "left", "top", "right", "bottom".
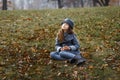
{"left": 61, "top": 18, "right": 74, "bottom": 29}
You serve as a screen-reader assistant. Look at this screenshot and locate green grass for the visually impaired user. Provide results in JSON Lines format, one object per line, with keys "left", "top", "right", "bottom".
{"left": 0, "top": 6, "right": 120, "bottom": 80}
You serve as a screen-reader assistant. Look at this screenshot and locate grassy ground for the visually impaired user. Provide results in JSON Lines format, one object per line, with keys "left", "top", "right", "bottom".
{"left": 0, "top": 6, "right": 120, "bottom": 80}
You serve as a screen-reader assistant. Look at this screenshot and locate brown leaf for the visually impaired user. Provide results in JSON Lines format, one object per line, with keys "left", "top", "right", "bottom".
{"left": 89, "top": 65, "right": 94, "bottom": 69}
{"left": 81, "top": 52, "right": 92, "bottom": 59}
{"left": 31, "top": 47, "right": 37, "bottom": 53}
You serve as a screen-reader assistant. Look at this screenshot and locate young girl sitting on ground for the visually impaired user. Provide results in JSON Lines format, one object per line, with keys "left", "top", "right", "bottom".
{"left": 50, "top": 18, "right": 86, "bottom": 66}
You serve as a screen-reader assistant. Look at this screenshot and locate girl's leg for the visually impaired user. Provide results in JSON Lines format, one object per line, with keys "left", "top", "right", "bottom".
{"left": 59, "top": 51, "right": 86, "bottom": 65}
{"left": 59, "top": 51, "right": 77, "bottom": 64}
{"left": 59, "top": 51, "right": 76, "bottom": 59}
{"left": 50, "top": 51, "right": 66, "bottom": 60}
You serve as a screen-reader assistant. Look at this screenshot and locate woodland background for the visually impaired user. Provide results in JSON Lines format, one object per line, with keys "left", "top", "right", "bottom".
{"left": 0, "top": 0, "right": 120, "bottom": 10}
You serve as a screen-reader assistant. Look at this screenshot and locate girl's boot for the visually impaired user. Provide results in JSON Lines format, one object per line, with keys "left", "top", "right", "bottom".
{"left": 73, "top": 55, "right": 86, "bottom": 66}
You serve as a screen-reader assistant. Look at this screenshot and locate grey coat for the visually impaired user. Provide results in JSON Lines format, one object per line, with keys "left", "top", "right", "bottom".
{"left": 55, "top": 33, "right": 80, "bottom": 55}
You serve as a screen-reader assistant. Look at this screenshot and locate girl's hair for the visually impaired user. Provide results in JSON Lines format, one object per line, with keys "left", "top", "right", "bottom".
{"left": 57, "top": 27, "right": 74, "bottom": 43}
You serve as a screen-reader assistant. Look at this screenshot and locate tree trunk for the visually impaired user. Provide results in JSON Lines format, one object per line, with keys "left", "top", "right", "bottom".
{"left": 93, "top": 0, "right": 97, "bottom": 6}
{"left": 93, "top": 0, "right": 110, "bottom": 7}
{"left": 2, "top": 0, "right": 7, "bottom": 10}
{"left": 58, "top": 0, "right": 62, "bottom": 8}
{"left": 99, "top": 0, "right": 110, "bottom": 6}
{"left": 93, "top": 0, "right": 103, "bottom": 6}
{"left": 80, "top": 0, "right": 84, "bottom": 7}
{"left": 104, "top": 0, "right": 110, "bottom": 6}
{"left": 97, "top": 0, "right": 103, "bottom": 6}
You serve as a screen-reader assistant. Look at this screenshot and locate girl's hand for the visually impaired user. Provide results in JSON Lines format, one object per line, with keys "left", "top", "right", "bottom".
{"left": 61, "top": 46, "right": 70, "bottom": 51}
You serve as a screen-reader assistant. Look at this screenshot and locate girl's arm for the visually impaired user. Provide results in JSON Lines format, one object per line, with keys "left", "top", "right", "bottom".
{"left": 55, "top": 38, "right": 62, "bottom": 52}
{"left": 69, "top": 35, "right": 80, "bottom": 51}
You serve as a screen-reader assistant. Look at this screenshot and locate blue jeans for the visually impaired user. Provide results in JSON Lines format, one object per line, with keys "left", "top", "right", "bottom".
{"left": 50, "top": 51, "right": 81, "bottom": 60}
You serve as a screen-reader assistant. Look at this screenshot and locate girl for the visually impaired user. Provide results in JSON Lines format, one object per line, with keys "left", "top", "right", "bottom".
{"left": 50, "top": 18, "right": 86, "bottom": 66}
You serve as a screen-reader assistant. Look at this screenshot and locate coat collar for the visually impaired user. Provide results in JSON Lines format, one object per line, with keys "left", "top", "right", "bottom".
{"left": 64, "top": 33, "right": 74, "bottom": 41}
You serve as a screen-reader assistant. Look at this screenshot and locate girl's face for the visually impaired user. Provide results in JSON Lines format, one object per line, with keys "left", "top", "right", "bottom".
{"left": 61, "top": 23, "right": 69, "bottom": 30}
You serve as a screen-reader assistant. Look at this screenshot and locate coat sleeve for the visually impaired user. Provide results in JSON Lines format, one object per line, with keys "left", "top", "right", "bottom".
{"left": 69, "top": 35, "right": 80, "bottom": 51}
{"left": 55, "top": 37, "right": 62, "bottom": 52}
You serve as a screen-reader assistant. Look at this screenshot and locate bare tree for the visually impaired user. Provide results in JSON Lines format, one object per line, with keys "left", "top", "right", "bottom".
{"left": 80, "top": 0, "right": 84, "bottom": 7}
{"left": 2, "top": 0, "right": 7, "bottom": 10}
{"left": 93, "top": 0, "right": 110, "bottom": 6}
{"left": 58, "top": 0, "right": 63, "bottom": 8}
{"left": 101, "top": 0, "right": 110, "bottom": 6}
{"left": 93, "top": 0, "right": 102, "bottom": 6}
